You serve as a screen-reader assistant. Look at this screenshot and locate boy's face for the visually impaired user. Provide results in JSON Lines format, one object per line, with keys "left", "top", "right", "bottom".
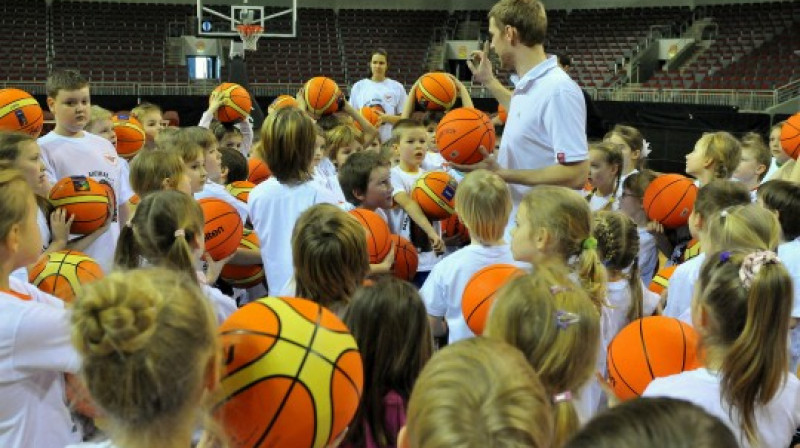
{"left": 733, "top": 149, "right": 765, "bottom": 185}
{"left": 395, "top": 127, "right": 428, "bottom": 171}
{"left": 138, "top": 111, "right": 164, "bottom": 141}
{"left": 48, "top": 87, "right": 91, "bottom": 134}
{"left": 335, "top": 141, "right": 363, "bottom": 168}
{"left": 425, "top": 123, "right": 439, "bottom": 152}
{"left": 770, "top": 127, "right": 790, "bottom": 164}
{"left": 365, "top": 139, "right": 381, "bottom": 152}
{"left": 220, "top": 133, "right": 243, "bottom": 152}
{"left": 184, "top": 154, "right": 207, "bottom": 194}
{"left": 86, "top": 118, "right": 117, "bottom": 147}
{"left": 204, "top": 142, "right": 223, "bottom": 183}
{"left": 359, "top": 166, "right": 393, "bottom": 210}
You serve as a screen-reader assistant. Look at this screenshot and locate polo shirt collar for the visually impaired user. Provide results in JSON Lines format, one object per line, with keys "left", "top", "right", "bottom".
{"left": 514, "top": 55, "right": 558, "bottom": 91}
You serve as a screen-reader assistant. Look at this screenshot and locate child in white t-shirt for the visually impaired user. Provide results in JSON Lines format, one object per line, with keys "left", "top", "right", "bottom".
{"left": 199, "top": 92, "right": 254, "bottom": 157}
{"left": 0, "top": 169, "right": 81, "bottom": 447}
{"left": 585, "top": 142, "right": 623, "bottom": 212}
{"left": 604, "top": 124, "right": 648, "bottom": 204}
{"left": 618, "top": 170, "right": 659, "bottom": 285}
{"left": 421, "top": 170, "right": 519, "bottom": 344}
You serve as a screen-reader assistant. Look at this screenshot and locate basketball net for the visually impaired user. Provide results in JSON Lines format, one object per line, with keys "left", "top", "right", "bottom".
{"left": 236, "top": 24, "right": 263, "bottom": 51}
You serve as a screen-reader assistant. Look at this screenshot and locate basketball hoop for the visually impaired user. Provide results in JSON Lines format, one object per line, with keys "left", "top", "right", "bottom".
{"left": 236, "top": 24, "right": 263, "bottom": 51}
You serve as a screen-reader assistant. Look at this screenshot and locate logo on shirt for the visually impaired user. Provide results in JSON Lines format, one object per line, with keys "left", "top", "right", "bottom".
{"left": 557, "top": 152, "right": 566, "bottom": 164}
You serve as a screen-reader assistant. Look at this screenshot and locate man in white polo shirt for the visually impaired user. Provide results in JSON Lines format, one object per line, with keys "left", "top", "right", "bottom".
{"left": 453, "top": 0, "right": 589, "bottom": 237}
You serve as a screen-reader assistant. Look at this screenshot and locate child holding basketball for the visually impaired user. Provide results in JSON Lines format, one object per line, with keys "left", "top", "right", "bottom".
{"left": 201, "top": 92, "right": 254, "bottom": 156}
{"left": 733, "top": 133, "right": 771, "bottom": 199}
{"left": 130, "top": 101, "right": 165, "bottom": 149}
{"left": 38, "top": 69, "right": 133, "bottom": 272}
{"left": 618, "top": 170, "right": 659, "bottom": 284}
{"left": 67, "top": 268, "right": 221, "bottom": 448}
{"left": 114, "top": 190, "right": 236, "bottom": 323}
{"left": 420, "top": 169, "right": 517, "bottom": 344}
{"left": 398, "top": 337, "right": 553, "bottom": 448}
{"left": 387, "top": 119, "right": 445, "bottom": 285}
{"left": 662, "top": 180, "right": 751, "bottom": 321}
{"left": 0, "top": 168, "right": 82, "bottom": 447}
{"left": 685, "top": 131, "right": 741, "bottom": 186}
{"left": 585, "top": 141, "right": 624, "bottom": 211}
{"left": 644, "top": 249, "right": 800, "bottom": 447}
{"left": 485, "top": 265, "right": 601, "bottom": 444}
{"left": 342, "top": 277, "right": 432, "bottom": 448}
{"left": 248, "top": 107, "right": 340, "bottom": 295}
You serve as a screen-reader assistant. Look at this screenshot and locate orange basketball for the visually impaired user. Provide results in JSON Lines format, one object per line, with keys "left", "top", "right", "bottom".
{"left": 411, "top": 171, "right": 458, "bottom": 221}
{"left": 247, "top": 157, "right": 272, "bottom": 185}
{"left": 225, "top": 180, "right": 256, "bottom": 203}
{"left": 212, "top": 83, "right": 252, "bottom": 123}
{"left": 436, "top": 108, "right": 496, "bottom": 165}
{"left": 462, "top": 264, "right": 526, "bottom": 335}
{"left": 780, "top": 113, "right": 800, "bottom": 160}
{"left": 389, "top": 235, "right": 418, "bottom": 282}
{"left": 415, "top": 72, "right": 457, "bottom": 111}
{"left": 442, "top": 212, "right": 470, "bottom": 242}
{"left": 198, "top": 198, "right": 244, "bottom": 261}
{"left": 304, "top": 77, "right": 343, "bottom": 117}
{"left": 268, "top": 94, "right": 298, "bottom": 114}
{"left": 497, "top": 103, "right": 508, "bottom": 124}
{"left": 643, "top": 174, "right": 698, "bottom": 229}
{"left": 28, "top": 250, "right": 104, "bottom": 303}
{"left": 0, "top": 88, "right": 43, "bottom": 136}
{"left": 360, "top": 106, "right": 380, "bottom": 126}
{"left": 49, "top": 176, "right": 111, "bottom": 235}
{"left": 111, "top": 113, "right": 146, "bottom": 159}
{"left": 214, "top": 296, "right": 363, "bottom": 448}
{"left": 647, "top": 265, "right": 677, "bottom": 295}
{"left": 220, "top": 229, "right": 264, "bottom": 288}
{"left": 348, "top": 209, "right": 391, "bottom": 264}
{"left": 606, "top": 316, "right": 701, "bottom": 401}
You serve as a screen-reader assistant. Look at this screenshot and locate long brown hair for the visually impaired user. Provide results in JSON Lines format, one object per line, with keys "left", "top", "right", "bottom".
{"left": 342, "top": 278, "right": 432, "bottom": 447}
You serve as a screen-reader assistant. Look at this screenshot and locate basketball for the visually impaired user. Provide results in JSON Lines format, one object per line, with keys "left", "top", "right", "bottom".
{"left": 497, "top": 103, "right": 508, "bottom": 124}
{"left": 606, "top": 316, "right": 701, "bottom": 401}
{"left": 304, "top": 77, "right": 343, "bottom": 117}
{"left": 212, "top": 82, "right": 252, "bottom": 123}
{"left": 360, "top": 106, "right": 380, "bottom": 126}
{"left": 268, "top": 94, "right": 298, "bottom": 114}
{"left": 436, "top": 107, "right": 496, "bottom": 165}
{"left": 415, "top": 72, "right": 457, "bottom": 111}
{"left": 214, "top": 296, "right": 363, "bottom": 448}
{"left": 647, "top": 265, "right": 677, "bottom": 295}
{"left": 111, "top": 114, "right": 146, "bottom": 159}
{"left": 225, "top": 180, "right": 256, "bottom": 203}
{"left": 220, "top": 229, "right": 264, "bottom": 288}
{"left": 411, "top": 171, "right": 458, "bottom": 221}
{"left": 49, "top": 176, "right": 111, "bottom": 235}
{"left": 198, "top": 198, "right": 244, "bottom": 261}
{"left": 462, "top": 264, "right": 526, "bottom": 335}
{"left": 348, "top": 209, "right": 391, "bottom": 264}
{"left": 442, "top": 212, "right": 470, "bottom": 242}
{"left": 0, "top": 88, "right": 43, "bottom": 136}
{"left": 780, "top": 113, "right": 800, "bottom": 160}
{"left": 28, "top": 250, "right": 104, "bottom": 303}
{"left": 247, "top": 157, "right": 271, "bottom": 185}
{"left": 389, "top": 234, "right": 418, "bottom": 282}
{"left": 643, "top": 174, "right": 698, "bottom": 229}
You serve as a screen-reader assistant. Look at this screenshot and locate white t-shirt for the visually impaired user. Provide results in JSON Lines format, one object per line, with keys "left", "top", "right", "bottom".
{"left": 312, "top": 157, "right": 347, "bottom": 205}
{"left": 663, "top": 252, "right": 706, "bottom": 322}
{"left": 248, "top": 178, "right": 338, "bottom": 295}
{"left": 349, "top": 78, "right": 407, "bottom": 142}
{"left": 420, "top": 244, "right": 520, "bottom": 344}
{"left": 388, "top": 166, "right": 442, "bottom": 272}
{"left": 10, "top": 208, "right": 51, "bottom": 284}
{"left": 198, "top": 111, "right": 254, "bottom": 156}
{"left": 201, "top": 283, "right": 237, "bottom": 324}
{"left": 499, "top": 55, "right": 588, "bottom": 238}
{"left": 614, "top": 169, "right": 638, "bottom": 211}
{"left": 585, "top": 190, "right": 613, "bottom": 212}
{"left": 39, "top": 131, "right": 134, "bottom": 272}
{"left": 0, "top": 279, "right": 81, "bottom": 448}
{"left": 644, "top": 368, "right": 800, "bottom": 448}
{"left": 195, "top": 180, "right": 249, "bottom": 223}
{"left": 638, "top": 228, "right": 658, "bottom": 286}
{"left": 778, "top": 238, "right": 800, "bottom": 318}
{"left": 602, "top": 279, "right": 660, "bottom": 350}
{"left": 763, "top": 157, "right": 781, "bottom": 183}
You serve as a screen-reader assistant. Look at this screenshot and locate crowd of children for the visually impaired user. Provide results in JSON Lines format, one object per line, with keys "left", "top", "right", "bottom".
{"left": 1, "top": 0, "right": 800, "bottom": 446}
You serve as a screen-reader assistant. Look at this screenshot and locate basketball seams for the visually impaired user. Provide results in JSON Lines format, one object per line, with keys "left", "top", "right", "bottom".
{"left": 644, "top": 178, "right": 683, "bottom": 217}
{"left": 639, "top": 318, "right": 657, "bottom": 380}
{"left": 608, "top": 340, "right": 640, "bottom": 397}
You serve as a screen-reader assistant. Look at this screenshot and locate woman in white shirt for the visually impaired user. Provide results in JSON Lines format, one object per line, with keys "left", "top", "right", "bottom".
{"left": 349, "top": 49, "right": 407, "bottom": 142}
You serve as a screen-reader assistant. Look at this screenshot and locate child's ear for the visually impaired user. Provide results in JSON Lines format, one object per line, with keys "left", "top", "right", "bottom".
{"left": 220, "top": 166, "right": 229, "bottom": 183}
{"left": 755, "top": 163, "right": 767, "bottom": 177}
{"left": 46, "top": 97, "right": 56, "bottom": 112}
{"left": 3, "top": 223, "right": 21, "bottom": 254}
{"left": 162, "top": 177, "right": 175, "bottom": 190}
{"left": 534, "top": 226, "right": 549, "bottom": 251}
{"left": 353, "top": 188, "right": 367, "bottom": 203}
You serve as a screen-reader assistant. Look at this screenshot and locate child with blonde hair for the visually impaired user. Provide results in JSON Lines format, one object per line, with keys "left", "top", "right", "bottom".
{"left": 163, "top": 140, "right": 207, "bottom": 194}
{"left": 485, "top": 265, "right": 601, "bottom": 445}
{"left": 733, "top": 132, "right": 771, "bottom": 199}
{"left": 287, "top": 204, "right": 369, "bottom": 316}
{"left": 248, "top": 108, "right": 340, "bottom": 295}
{"left": 618, "top": 170, "right": 659, "bottom": 284}
{"left": 644, "top": 249, "right": 800, "bottom": 447}
{"left": 398, "top": 337, "right": 553, "bottom": 448}
{"left": 341, "top": 277, "right": 432, "bottom": 448}
{"left": 128, "top": 149, "right": 192, "bottom": 198}
{"left": 585, "top": 141, "right": 624, "bottom": 211}
{"left": 84, "top": 105, "right": 116, "bottom": 148}
{"left": 114, "top": 190, "right": 236, "bottom": 323}
{"left": 421, "top": 169, "right": 517, "bottom": 344}
{"left": 684, "top": 131, "right": 742, "bottom": 186}
{"left": 0, "top": 169, "right": 81, "bottom": 447}
{"left": 130, "top": 101, "right": 164, "bottom": 148}
{"left": 67, "top": 268, "right": 221, "bottom": 448}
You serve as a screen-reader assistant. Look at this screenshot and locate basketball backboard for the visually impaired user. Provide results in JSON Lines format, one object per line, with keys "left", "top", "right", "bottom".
{"left": 196, "top": 0, "right": 297, "bottom": 38}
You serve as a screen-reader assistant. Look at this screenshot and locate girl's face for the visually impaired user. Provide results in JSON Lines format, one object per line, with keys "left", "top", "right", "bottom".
{"left": 364, "top": 139, "right": 381, "bottom": 153}
{"left": 17, "top": 141, "right": 48, "bottom": 196}
{"left": 86, "top": 118, "right": 117, "bottom": 147}
{"left": 606, "top": 133, "right": 638, "bottom": 174}
{"left": 138, "top": 111, "right": 164, "bottom": 142}
{"left": 770, "top": 127, "right": 790, "bottom": 164}
{"left": 685, "top": 140, "right": 708, "bottom": 177}
{"left": 312, "top": 135, "right": 325, "bottom": 169}
{"left": 426, "top": 123, "right": 439, "bottom": 152}
{"left": 370, "top": 54, "right": 388, "bottom": 81}
{"left": 184, "top": 155, "right": 207, "bottom": 194}
{"left": 588, "top": 149, "right": 618, "bottom": 194}
{"left": 204, "top": 143, "right": 223, "bottom": 183}
{"left": 510, "top": 205, "right": 539, "bottom": 263}
{"left": 220, "top": 133, "right": 243, "bottom": 152}
{"left": 167, "top": 172, "right": 193, "bottom": 196}
{"left": 619, "top": 187, "right": 645, "bottom": 223}
{"left": 361, "top": 166, "right": 393, "bottom": 210}
{"left": 335, "top": 142, "right": 363, "bottom": 168}
{"left": 13, "top": 195, "right": 43, "bottom": 268}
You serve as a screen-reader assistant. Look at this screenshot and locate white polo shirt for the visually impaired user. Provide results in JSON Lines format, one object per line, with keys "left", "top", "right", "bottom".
{"left": 499, "top": 55, "right": 588, "bottom": 237}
